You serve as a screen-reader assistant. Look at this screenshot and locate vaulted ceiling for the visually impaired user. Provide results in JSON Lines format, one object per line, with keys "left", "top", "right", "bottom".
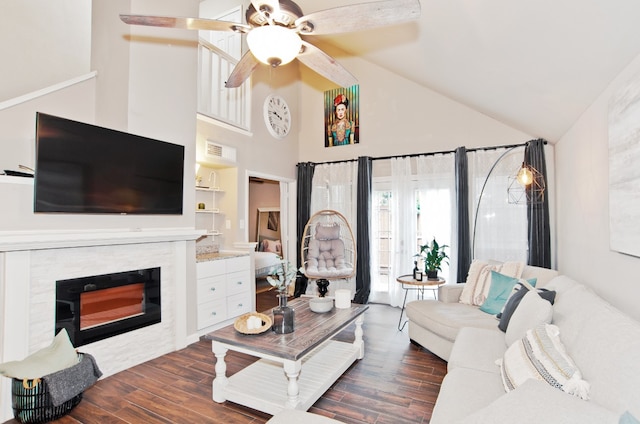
{"left": 294, "top": 0, "right": 640, "bottom": 142}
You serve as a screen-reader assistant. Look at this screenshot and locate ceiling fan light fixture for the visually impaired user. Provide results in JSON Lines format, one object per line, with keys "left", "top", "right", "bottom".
{"left": 247, "top": 25, "right": 301, "bottom": 67}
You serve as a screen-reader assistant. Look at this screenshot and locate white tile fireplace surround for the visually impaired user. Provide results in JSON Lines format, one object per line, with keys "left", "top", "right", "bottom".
{"left": 0, "top": 228, "right": 202, "bottom": 421}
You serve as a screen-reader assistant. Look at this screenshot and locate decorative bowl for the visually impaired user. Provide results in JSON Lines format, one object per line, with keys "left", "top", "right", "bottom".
{"left": 309, "top": 297, "right": 334, "bottom": 313}
{"left": 234, "top": 312, "right": 272, "bottom": 334}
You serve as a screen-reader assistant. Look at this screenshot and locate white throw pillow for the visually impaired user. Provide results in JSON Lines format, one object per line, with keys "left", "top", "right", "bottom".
{"left": 459, "top": 260, "right": 489, "bottom": 304}
{"left": 505, "top": 290, "right": 553, "bottom": 346}
{"left": 499, "top": 323, "right": 590, "bottom": 400}
{"left": 460, "top": 260, "right": 525, "bottom": 306}
{"left": 0, "top": 329, "right": 78, "bottom": 379}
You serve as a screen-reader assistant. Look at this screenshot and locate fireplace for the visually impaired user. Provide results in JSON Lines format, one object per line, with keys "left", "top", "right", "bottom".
{"left": 56, "top": 267, "right": 161, "bottom": 347}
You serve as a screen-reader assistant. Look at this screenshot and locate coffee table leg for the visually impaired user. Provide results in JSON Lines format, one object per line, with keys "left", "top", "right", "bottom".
{"left": 283, "top": 360, "right": 301, "bottom": 409}
{"left": 212, "top": 341, "right": 228, "bottom": 403}
{"left": 354, "top": 314, "right": 365, "bottom": 359}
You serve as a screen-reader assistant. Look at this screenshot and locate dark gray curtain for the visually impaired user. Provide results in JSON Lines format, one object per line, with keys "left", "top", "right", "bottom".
{"left": 353, "top": 156, "right": 372, "bottom": 304}
{"left": 294, "top": 162, "right": 315, "bottom": 297}
{"left": 524, "top": 139, "right": 551, "bottom": 268}
{"left": 455, "top": 147, "right": 471, "bottom": 282}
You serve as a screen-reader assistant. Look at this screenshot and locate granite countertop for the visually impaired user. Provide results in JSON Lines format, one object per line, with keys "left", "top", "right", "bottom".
{"left": 196, "top": 246, "right": 250, "bottom": 263}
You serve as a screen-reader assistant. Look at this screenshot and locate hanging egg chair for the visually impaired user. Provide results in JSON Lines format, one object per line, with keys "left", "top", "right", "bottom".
{"left": 301, "top": 209, "right": 356, "bottom": 280}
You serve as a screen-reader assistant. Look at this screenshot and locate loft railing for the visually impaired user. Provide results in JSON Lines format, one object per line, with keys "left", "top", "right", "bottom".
{"left": 198, "top": 37, "right": 250, "bottom": 131}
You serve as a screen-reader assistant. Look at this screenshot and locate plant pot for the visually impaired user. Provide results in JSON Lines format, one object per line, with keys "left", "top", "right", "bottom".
{"left": 426, "top": 270, "right": 439, "bottom": 281}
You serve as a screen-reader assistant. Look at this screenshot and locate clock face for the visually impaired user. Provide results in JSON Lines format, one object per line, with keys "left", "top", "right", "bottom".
{"left": 263, "top": 95, "right": 291, "bottom": 139}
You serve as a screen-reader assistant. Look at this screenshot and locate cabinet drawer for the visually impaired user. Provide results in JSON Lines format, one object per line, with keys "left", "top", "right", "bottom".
{"left": 197, "top": 260, "right": 226, "bottom": 278}
{"left": 226, "top": 271, "right": 251, "bottom": 296}
{"left": 226, "top": 256, "right": 250, "bottom": 273}
{"left": 197, "top": 276, "right": 226, "bottom": 304}
{"left": 198, "top": 299, "right": 227, "bottom": 329}
{"left": 226, "top": 293, "right": 251, "bottom": 318}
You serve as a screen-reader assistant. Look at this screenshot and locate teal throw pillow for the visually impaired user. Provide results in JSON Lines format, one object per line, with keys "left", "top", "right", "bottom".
{"left": 479, "top": 271, "right": 537, "bottom": 315}
{"left": 620, "top": 411, "right": 640, "bottom": 424}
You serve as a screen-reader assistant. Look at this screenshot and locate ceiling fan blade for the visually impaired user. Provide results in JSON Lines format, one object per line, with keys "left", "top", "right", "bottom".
{"left": 225, "top": 52, "right": 260, "bottom": 88}
{"left": 294, "top": 0, "right": 420, "bottom": 35}
{"left": 120, "top": 14, "right": 250, "bottom": 33}
{"left": 296, "top": 41, "right": 358, "bottom": 88}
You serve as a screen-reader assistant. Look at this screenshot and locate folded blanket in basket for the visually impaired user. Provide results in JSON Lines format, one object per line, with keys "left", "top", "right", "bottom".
{"left": 42, "top": 353, "right": 103, "bottom": 406}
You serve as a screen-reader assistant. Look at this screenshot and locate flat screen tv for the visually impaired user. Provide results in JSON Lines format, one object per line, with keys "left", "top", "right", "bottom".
{"left": 34, "top": 112, "right": 185, "bottom": 214}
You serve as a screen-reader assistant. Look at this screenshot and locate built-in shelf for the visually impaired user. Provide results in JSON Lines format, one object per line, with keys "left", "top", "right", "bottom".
{"left": 196, "top": 186, "right": 223, "bottom": 238}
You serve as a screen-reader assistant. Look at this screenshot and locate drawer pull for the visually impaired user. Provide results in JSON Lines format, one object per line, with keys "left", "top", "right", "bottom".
{"left": 211, "top": 312, "right": 216, "bottom": 316}
{"left": 236, "top": 281, "right": 243, "bottom": 285}
{"left": 237, "top": 303, "right": 243, "bottom": 308}
{"left": 210, "top": 287, "right": 216, "bottom": 292}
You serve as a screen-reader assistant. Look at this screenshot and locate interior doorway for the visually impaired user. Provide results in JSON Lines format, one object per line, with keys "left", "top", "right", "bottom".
{"left": 247, "top": 172, "right": 295, "bottom": 311}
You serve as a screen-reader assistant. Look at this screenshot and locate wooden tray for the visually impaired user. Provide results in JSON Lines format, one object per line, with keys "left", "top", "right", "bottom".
{"left": 234, "top": 312, "right": 272, "bottom": 335}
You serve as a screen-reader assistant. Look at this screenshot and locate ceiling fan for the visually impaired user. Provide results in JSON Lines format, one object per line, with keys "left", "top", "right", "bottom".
{"left": 120, "top": 0, "right": 420, "bottom": 88}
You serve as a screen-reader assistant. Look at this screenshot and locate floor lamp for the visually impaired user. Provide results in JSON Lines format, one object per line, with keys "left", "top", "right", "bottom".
{"left": 471, "top": 146, "right": 545, "bottom": 259}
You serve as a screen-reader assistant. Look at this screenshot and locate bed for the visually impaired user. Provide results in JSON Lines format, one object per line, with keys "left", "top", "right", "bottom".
{"left": 254, "top": 238, "right": 282, "bottom": 293}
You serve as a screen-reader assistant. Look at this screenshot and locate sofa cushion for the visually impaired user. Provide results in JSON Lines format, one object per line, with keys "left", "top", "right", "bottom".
{"left": 479, "top": 272, "right": 536, "bottom": 315}
{"left": 455, "top": 380, "right": 619, "bottom": 424}
{"left": 546, "top": 277, "right": 640, "bottom": 418}
{"left": 504, "top": 290, "right": 554, "bottom": 346}
{"left": 405, "top": 300, "right": 500, "bottom": 343}
{"left": 500, "top": 323, "right": 590, "bottom": 400}
{"left": 448, "top": 327, "right": 505, "bottom": 374}
{"left": 430, "top": 367, "right": 506, "bottom": 424}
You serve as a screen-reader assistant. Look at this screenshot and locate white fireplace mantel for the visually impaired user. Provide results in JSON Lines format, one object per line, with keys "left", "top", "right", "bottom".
{"left": 0, "top": 227, "right": 204, "bottom": 251}
{"left": 0, "top": 227, "right": 204, "bottom": 421}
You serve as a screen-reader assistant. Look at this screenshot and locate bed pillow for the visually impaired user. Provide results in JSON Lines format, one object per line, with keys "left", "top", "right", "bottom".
{"left": 499, "top": 323, "right": 590, "bottom": 400}
{"left": 262, "top": 239, "right": 282, "bottom": 254}
{"left": 0, "top": 329, "right": 78, "bottom": 379}
{"left": 479, "top": 271, "right": 536, "bottom": 315}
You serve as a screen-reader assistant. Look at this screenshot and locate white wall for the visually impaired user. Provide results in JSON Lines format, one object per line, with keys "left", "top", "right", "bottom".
{"left": 555, "top": 51, "right": 640, "bottom": 322}
{"left": 0, "top": 0, "right": 91, "bottom": 102}
{"left": 0, "top": 0, "right": 199, "bottom": 232}
{"left": 298, "top": 42, "right": 534, "bottom": 162}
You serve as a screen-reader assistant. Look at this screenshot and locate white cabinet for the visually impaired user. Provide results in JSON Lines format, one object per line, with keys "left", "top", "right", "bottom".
{"left": 195, "top": 187, "right": 223, "bottom": 237}
{"left": 196, "top": 255, "right": 252, "bottom": 331}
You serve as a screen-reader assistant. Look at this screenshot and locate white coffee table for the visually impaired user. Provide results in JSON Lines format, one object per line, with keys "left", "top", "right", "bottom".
{"left": 205, "top": 298, "right": 368, "bottom": 415}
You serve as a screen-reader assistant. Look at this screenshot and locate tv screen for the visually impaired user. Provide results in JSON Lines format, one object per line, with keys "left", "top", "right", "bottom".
{"left": 34, "top": 112, "right": 185, "bottom": 214}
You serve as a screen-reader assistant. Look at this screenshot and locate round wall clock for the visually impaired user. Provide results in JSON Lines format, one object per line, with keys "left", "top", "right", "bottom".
{"left": 263, "top": 94, "right": 291, "bottom": 139}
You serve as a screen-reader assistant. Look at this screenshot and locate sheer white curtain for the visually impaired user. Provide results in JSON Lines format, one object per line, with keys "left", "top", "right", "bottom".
{"left": 388, "top": 157, "right": 416, "bottom": 307}
{"left": 310, "top": 162, "right": 358, "bottom": 228}
{"left": 416, "top": 154, "right": 456, "bottom": 284}
{"left": 309, "top": 162, "right": 358, "bottom": 295}
{"left": 469, "top": 148, "right": 528, "bottom": 262}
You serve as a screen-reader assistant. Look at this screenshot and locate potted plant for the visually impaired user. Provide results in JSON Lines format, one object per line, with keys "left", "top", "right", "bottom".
{"left": 417, "top": 238, "right": 449, "bottom": 280}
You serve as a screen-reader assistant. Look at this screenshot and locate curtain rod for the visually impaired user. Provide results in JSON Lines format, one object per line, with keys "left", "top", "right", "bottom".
{"left": 311, "top": 140, "right": 546, "bottom": 166}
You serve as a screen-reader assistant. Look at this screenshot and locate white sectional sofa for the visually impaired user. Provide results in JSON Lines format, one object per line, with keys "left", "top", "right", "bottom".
{"left": 406, "top": 268, "right": 640, "bottom": 423}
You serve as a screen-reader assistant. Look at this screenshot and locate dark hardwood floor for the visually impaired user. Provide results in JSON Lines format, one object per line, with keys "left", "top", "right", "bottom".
{"left": 4, "top": 303, "right": 447, "bottom": 424}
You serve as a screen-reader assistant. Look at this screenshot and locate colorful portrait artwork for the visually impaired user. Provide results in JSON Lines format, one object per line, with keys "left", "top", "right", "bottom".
{"left": 324, "top": 85, "right": 359, "bottom": 147}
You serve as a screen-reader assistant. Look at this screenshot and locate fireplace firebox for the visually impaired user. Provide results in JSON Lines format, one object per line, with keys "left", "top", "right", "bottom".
{"left": 56, "top": 267, "right": 161, "bottom": 347}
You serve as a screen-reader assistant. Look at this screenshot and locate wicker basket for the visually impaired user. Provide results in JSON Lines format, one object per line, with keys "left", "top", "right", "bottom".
{"left": 234, "top": 312, "right": 272, "bottom": 334}
{"left": 11, "top": 355, "right": 85, "bottom": 424}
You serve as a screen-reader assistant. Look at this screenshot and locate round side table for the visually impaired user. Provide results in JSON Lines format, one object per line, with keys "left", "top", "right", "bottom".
{"left": 396, "top": 274, "right": 445, "bottom": 331}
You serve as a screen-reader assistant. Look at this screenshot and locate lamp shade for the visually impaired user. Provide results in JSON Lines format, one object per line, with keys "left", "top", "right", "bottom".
{"left": 247, "top": 26, "right": 302, "bottom": 67}
{"left": 516, "top": 165, "right": 534, "bottom": 186}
